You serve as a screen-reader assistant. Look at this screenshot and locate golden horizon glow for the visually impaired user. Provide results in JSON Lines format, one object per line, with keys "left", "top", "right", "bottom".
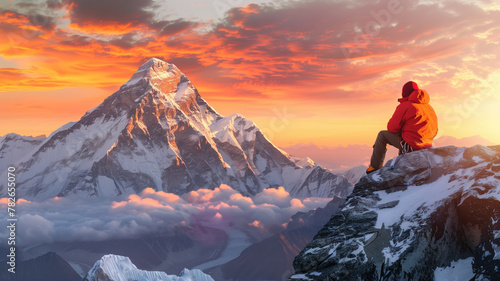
{"left": 1, "top": 0, "right": 500, "bottom": 146}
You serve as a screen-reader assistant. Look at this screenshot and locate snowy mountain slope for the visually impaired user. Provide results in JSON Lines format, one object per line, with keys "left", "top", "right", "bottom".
{"left": 291, "top": 145, "right": 500, "bottom": 280}
{"left": 83, "top": 254, "right": 214, "bottom": 281}
{"left": 0, "top": 133, "right": 45, "bottom": 173}
{"left": 0, "top": 58, "right": 351, "bottom": 200}
{"left": 342, "top": 165, "right": 367, "bottom": 185}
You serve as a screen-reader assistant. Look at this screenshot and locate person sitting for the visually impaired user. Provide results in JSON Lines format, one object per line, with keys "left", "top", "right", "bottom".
{"left": 366, "top": 81, "right": 438, "bottom": 174}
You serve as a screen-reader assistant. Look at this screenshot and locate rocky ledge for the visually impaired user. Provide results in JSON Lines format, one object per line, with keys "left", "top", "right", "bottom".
{"left": 291, "top": 145, "right": 500, "bottom": 280}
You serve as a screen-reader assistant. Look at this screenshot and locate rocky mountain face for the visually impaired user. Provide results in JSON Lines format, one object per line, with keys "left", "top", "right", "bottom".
{"left": 291, "top": 145, "right": 500, "bottom": 280}
{"left": 83, "top": 254, "right": 214, "bottom": 281}
{"left": 0, "top": 58, "right": 352, "bottom": 200}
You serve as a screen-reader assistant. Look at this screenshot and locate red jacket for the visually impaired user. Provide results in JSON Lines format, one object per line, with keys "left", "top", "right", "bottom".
{"left": 387, "top": 89, "right": 438, "bottom": 150}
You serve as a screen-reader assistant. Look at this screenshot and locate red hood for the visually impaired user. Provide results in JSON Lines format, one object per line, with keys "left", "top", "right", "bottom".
{"left": 398, "top": 89, "right": 430, "bottom": 104}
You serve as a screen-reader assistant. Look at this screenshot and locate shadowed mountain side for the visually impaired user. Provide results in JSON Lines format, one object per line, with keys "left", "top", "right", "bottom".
{"left": 0, "top": 252, "right": 81, "bottom": 281}
{"left": 219, "top": 229, "right": 315, "bottom": 281}
{"left": 207, "top": 198, "right": 346, "bottom": 281}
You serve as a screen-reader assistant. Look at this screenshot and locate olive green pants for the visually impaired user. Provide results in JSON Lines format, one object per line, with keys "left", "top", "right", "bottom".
{"left": 370, "top": 130, "right": 404, "bottom": 169}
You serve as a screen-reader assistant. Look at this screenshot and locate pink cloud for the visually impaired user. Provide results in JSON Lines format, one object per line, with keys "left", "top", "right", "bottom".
{"left": 141, "top": 188, "right": 183, "bottom": 204}
{"left": 249, "top": 220, "right": 265, "bottom": 230}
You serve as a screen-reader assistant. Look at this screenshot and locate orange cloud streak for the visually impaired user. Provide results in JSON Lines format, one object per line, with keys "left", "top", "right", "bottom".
{"left": 1, "top": 1, "right": 500, "bottom": 145}
{"left": 67, "top": 22, "right": 146, "bottom": 35}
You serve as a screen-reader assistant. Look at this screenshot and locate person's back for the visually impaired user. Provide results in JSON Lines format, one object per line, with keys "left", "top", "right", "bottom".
{"left": 367, "top": 81, "right": 438, "bottom": 174}
{"left": 387, "top": 89, "right": 438, "bottom": 150}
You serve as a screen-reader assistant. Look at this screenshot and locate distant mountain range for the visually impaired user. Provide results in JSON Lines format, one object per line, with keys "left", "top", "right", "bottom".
{"left": 281, "top": 135, "right": 496, "bottom": 173}
{"left": 433, "top": 135, "right": 496, "bottom": 147}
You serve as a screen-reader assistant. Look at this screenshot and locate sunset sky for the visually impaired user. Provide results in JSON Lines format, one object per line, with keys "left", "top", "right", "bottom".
{"left": 1, "top": 0, "right": 499, "bottom": 147}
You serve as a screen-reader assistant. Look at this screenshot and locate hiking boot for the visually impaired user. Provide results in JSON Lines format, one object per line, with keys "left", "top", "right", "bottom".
{"left": 366, "top": 166, "right": 378, "bottom": 174}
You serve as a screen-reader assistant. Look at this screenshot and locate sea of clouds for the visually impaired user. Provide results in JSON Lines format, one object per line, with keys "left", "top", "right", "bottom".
{"left": 0, "top": 185, "right": 331, "bottom": 246}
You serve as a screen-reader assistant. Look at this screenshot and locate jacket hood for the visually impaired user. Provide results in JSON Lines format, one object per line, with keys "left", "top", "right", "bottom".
{"left": 398, "top": 89, "right": 430, "bottom": 104}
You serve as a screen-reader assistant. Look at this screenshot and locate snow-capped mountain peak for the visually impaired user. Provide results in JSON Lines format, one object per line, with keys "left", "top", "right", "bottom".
{"left": 83, "top": 254, "right": 214, "bottom": 281}
{"left": 0, "top": 58, "right": 352, "bottom": 200}
{"left": 117, "top": 58, "right": 198, "bottom": 111}
{"left": 124, "top": 58, "right": 177, "bottom": 85}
